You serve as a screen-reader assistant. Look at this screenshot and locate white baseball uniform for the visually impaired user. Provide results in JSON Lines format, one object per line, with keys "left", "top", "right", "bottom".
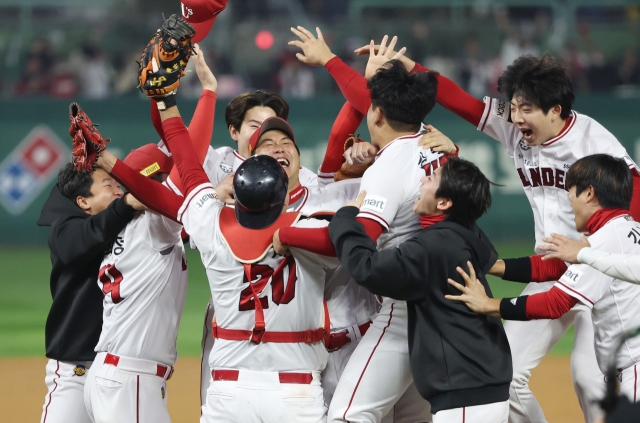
{"left": 179, "top": 183, "right": 340, "bottom": 423}
{"left": 555, "top": 213, "right": 640, "bottom": 402}
{"left": 327, "top": 131, "right": 445, "bottom": 423}
{"left": 577, "top": 247, "right": 640, "bottom": 285}
{"left": 40, "top": 359, "right": 93, "bottom": 423}
{"left": 84, "top": 208, "right": 187, "bottom": 423}
{"left": 479, "top": 98, "right": 640, "bottom": 423}
{"left": 197, "top": 145, "right": 320, "bottom": 403}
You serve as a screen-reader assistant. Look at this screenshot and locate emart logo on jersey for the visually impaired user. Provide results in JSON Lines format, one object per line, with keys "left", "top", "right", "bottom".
{"left": 561, "top": 268, "right": 582, "bottom": 287}
{"left": 194, "top": 190, "right": 217, "bottom": 212}
{"left": 361, "top": 195, "right": 387, "bottom": 214}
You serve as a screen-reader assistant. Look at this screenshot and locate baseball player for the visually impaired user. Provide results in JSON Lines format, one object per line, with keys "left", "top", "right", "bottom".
{"left": 84, "top": 145, "right": 186, "bottom": 423}
{"left": 36, "top": 112, "right": 142, "bottom": 423}
{"left": 448, "top": 154, "right": 640, "bottom": 405}
{"left": 353, "top": 45, "right": 640, "bottom": 422}
{"left": 286, "top": 27, "right": 452, "bottom": 422}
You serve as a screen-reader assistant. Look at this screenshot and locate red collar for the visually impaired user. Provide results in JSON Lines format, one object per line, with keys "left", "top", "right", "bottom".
{"left": 289, "top": 185, "right": 305, "bottom": 203}
{"left": 585, "top": 208, "right": 628, "bottom": 234}
{"left": 541, "top": 114, "right": 575, "bottom": 147}
{"left": 420, "top": 213, "right": 446, "bottom": 229}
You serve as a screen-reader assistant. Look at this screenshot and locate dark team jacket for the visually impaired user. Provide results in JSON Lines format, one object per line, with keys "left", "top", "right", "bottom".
{"left": 37, "top": 184, "right": 135, "bottom": 362}
{"left": 329, "top": 207, "right": 512, "bottom": 414}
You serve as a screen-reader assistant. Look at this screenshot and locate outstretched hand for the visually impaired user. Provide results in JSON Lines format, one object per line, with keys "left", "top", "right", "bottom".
{"left": 362, "top": 35, "right": 407, "bottom": 79}
{"left": 345, "top": 191, "right": 367, "bottom": 209}
{"left": 539, "top": 233, "right": 591, "bottom": 264}
{"left": 214, "top": 173, "right": 235, "bottom": 205}
{"left": 288, "top": 26, "right": 336, "bottom": 66}
{"left": 417, "top": 125, "right": 457, "bottom": 154}
{"left": 445, "top": 261, "right": 495, "bottom": 315}
{"left": 344, "top": 141, "right": 378, "bottom": 166}
{"left": 192, "top": 44, "right": 217, "bottom": 93}
{"left": 273, "top": 229, "right": 291, "bottom": 256}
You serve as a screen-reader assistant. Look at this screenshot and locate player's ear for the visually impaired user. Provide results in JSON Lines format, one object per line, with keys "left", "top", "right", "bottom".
{"left": 436, "top": 197, "right": 453, "bottom": 212}
{"left": 76, "top": 195, "right": 91, "bottom": 213}
{"left": 373, "top": 107, "right": 385, "bottom": 127}
{"left": 549, "top": 104, "right": 562, "bottom": 121}
{"left": 229, "top": 125, "right": 240, "bottom": 143}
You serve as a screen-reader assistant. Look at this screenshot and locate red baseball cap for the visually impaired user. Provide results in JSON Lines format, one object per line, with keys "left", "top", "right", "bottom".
{"left": 180, "top": 0, "right": 228, "bottom": 43}
{"left": 248, "top": 117, "right": 297, "bottom": 155}
{"left": 124, "top": 144, "right": 174, "bottom": 177}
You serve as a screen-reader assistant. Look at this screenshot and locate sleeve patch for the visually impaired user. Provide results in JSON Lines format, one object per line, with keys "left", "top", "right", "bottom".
{"left": 193, "top": 190, "right": 217, "bottom": 213}
{"left": 493, "top": 100, "right": 509, "bottom": 121}
{"left": 360, "top": 195, "right": 387, "bottom": 214}
{"left": 559, "top": 267, "right": 582, "bottom": 287}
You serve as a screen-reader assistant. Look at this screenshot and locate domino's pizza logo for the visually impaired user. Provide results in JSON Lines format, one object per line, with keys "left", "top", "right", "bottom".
{"left": 0, "top": 126, "right": 68, "bottom": 215}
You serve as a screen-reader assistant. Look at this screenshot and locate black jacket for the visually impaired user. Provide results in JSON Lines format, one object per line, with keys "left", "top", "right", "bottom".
{"left": 37, "top": 185, "right": 135, "bottom": 361}
{"left": 329, "top": 207, "right": 512, "bottom": 413}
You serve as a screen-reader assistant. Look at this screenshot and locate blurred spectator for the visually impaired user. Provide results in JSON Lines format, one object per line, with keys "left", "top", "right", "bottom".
{"left": 616, "top": 49, "right": 640, "bottom": 86}
{"left": 586, "top": 48, "right": 618, "bottom": 92}
{"left": 458, "top": 36, "right": 492, "bottom": 98}
{"left": 15, "top": 38, "right": 56, "bottom": 97}
{"left": 277, "top": 53, "right": 316, "bottom": 99}
{"left": 78, "top": 45, "right": 111, "bottom": 99}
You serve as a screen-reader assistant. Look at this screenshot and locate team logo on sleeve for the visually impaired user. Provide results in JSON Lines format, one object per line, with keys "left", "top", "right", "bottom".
{"left": 561, "top": 268, "right": 582, "bottom": 287}
{"left": 361, "top": 195, "right": 387, "bottom": 214}
{"left": 194, "top": 191, "right": 217, "bottom": 213}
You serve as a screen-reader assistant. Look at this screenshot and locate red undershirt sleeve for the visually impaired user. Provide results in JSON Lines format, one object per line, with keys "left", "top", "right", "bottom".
{"left": 167, "top": 90, "right": 217, "bottom": 194}
{"left": 628, "top": 173, "right": 640, "bottom": 221}
{"left": 324, "top": 57, "right": 372, "bottom": 116}
{"left": 162, "top": 117, "right": 210, "bottom": 197}
{"left": 525, "top": 286, "right": 578, "bottom": 320}
{"left": 111, "top": 159, "right": 182, "bottom": 221}
{"left": 410, "top": 62, "right": 485, "bottom": 126}
{"left": 279, "top": 217, "right": 384, "bottom": 257}
{"left": 530, "top": 255, "right": 568, "bottom": 282}
{"left": 319, "top": 101, "right": 365, "bottom": 176}
{"left": 150, "top": 100, "right": 165, "bottom": 143}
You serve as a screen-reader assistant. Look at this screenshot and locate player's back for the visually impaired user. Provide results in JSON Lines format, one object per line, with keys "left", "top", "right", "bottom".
{"left": 96, "top": 211, "right": 186, "bottom": 366}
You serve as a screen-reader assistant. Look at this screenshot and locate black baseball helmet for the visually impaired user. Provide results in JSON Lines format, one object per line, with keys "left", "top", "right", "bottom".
{"left": 234, "top": 155, "right": 289, "bottom": 229}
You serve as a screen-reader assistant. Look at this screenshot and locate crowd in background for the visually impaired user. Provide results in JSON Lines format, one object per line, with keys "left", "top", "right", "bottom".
{"left": 4, "top": 1, "right": 640, "bottom": 100}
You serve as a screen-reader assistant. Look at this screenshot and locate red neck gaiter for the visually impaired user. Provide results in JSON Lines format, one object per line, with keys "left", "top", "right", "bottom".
{"left": 420, "top": 214, "right": 446, "bottom": 229}
{"left": 585, "top": 208, "right": 628, "bottom": 234}
{"left": 289, "top": 185, "right": 305, "bottom": 204}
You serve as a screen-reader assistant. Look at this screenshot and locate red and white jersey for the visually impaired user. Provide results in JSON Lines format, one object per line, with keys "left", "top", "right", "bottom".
{"left": 178, "top": 184, "right": 339, "bottom": 372}
{"left": 357, "top": 131, "right": 445, "bottom": 250}
{"left": 555, "top": 214, "right": 640, "bottom": 372}
{"left": 95, "top": 210, "right": 187, "bottom": 366}
{"left": 478, "top": 98, "right": 639, "bottom": 253}
{"left": 202, "top": 145, "right": 318, "bottom": 187}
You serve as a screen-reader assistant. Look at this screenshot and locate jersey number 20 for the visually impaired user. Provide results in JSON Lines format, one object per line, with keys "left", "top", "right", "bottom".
{"left": 239, "top": 256, "right": 297, "bottom": 311}
{"left": 99, "top": 264, "right": 124, "bottom": 304}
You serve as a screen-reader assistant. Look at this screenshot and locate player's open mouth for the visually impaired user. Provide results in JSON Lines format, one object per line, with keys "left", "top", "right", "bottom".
{"left": 277, "top": 158, "right": 290, "bottom": 168}
{"left": 521, "top": 129, "right": 533, "bottom": 142}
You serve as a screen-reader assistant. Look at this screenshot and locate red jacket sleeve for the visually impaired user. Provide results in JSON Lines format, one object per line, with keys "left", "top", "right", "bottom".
{"left": 318, "top": 101, "right": 365, "bottom": 177}
{"left": 324, "top": 57, "right": 372, "bottom": 116}
{"left": 279, "top": 217, "right": 384, "bottom": 257}
{"left": 628, "top": 173, "right": 640, "bottom": 221}
{"left": 525, "top": 286, "right": 578, "bottom": 319}
{"left": 530, "top": 255, "right": 568, "bottom": 282}
{"left": 110, "top": 159, "right": 182, "bottom": 221}
{"left": 167, "top": 90, "right": 217, "bottom": 193}
{"left": 411, "top": 62, "right": 485, "bottom": 126}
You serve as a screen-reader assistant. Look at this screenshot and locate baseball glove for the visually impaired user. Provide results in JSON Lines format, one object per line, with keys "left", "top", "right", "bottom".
{"left": 334, "top": 134, "right": 372, "bottom": 182}
{"left": 69, "top": 103, "right": 110, "bottom": 172}
{"left": 138, "top": 14, "right": 196, "bottom": 98}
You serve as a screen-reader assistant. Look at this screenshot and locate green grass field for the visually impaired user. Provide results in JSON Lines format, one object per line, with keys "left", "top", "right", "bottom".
{"left": 0, "top": 243, "right": 574, "bottom": 358}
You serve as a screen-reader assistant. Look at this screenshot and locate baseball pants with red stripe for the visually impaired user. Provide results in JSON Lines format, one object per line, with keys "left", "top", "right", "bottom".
{"left": 327, "top": 300, "right": 432, "bottom": 423}
{"left": 40, "top": 359, "right": 93, "bottom": 423}
{"left": 432, "top": 400, "right": 508, "bottom": 423}
{"left": 619, "top": 364, "right": 640, "bottom": 403}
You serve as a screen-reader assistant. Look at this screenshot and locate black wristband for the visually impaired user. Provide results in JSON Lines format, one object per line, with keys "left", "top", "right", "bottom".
{"left": 499, "top": 296, "right": 529, "bottom": 321}
{"left": 502, "top": 257, "right": 532, "bottom": 283}
{"left": 155, "top": 94, "right": 177, "bottom": 111}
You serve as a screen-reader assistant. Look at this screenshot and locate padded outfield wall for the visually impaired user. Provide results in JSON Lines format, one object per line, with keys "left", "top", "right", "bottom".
{"left": 0, "top": 94, "right": 638, "bottom": 245}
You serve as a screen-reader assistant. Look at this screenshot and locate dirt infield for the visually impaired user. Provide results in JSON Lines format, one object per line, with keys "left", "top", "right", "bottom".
{"left": 1, "top": 355, "right": 583, "bottom": 422}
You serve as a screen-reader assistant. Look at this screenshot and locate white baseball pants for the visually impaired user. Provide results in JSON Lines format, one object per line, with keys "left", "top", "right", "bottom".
{"left": 40, "top": 359, "right": 93, "bottom": 423}
{"left": 432, "top": 400, "right": 509, "bottom": 423}
{"left": 504, "top": 283, "right": 605, "bottom": 423}
{"left": 201, "top": 369, "right": 326, "bottom": 423}
{"left": 84, "top": 352, "right": 172, "bottom": 423}
{"left": 619, "top": 363, "right": 640, "bottom": 403}
{"left": 323, "top": 337, "right": 360, "bottom": 406}
{"left": 327, "top": 300, "right": 432, "bottom": 423}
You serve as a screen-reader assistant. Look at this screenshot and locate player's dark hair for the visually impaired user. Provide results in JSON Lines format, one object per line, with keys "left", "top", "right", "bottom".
{"left": 497, "top": 54, "right": 574, "bottom": 120}
{"left": 57, "top": 163, "right": 94, "bottom": 201}
{"left": 565, "top": 154, "right": 632, "bottom": 209}
{"left": 367, "top": 60, "right": 438, "bottom": 133}
{"left": 225, "top": 90, "right": 289, "bottom": 132}
{"left": 436, "top": 157, "right": 492, "bottom": 229}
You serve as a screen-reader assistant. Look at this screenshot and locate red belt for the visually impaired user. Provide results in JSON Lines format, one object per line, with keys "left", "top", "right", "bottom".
{"left": 104, "top": 353, "right": 172, "bottom": 379}
{"left": 212, "top": 325, "right": 325, "bottom": 344}
{"left": 212, "top": 369, "right": 313, "bottom": 384}
{"left": 327, "top": 320, "right": 372, "bottom": 352}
